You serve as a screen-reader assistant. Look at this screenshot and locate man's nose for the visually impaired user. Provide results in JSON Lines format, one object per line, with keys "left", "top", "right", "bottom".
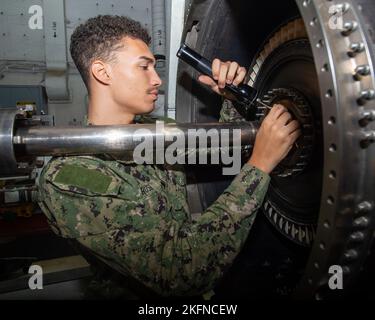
{"left": 152, "top": 70, "right": 162, "bottom": 87}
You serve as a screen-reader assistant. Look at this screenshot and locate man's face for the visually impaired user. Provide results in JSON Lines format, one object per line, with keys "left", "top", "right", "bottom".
{"left": 108, "top": 37, "right": 162, "bottom": 115}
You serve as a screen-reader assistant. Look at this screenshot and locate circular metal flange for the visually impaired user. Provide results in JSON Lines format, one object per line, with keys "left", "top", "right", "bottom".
{"left": 0, "top": 108, "right": 20, "bottom": 178}
{"left": 294, "top": 0, "right": 375, "bottom": 299}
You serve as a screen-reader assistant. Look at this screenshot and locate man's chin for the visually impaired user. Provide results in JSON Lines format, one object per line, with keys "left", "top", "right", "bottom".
{"left": 138, "top": 104, "right": 155, "bottom": 115}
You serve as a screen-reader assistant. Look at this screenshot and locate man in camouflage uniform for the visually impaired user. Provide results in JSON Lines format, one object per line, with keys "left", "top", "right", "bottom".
{"left": 37, "top": 15, "right": 300, "bottom": 297}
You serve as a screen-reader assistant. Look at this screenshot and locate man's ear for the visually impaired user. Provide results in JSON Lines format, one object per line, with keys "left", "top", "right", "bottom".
{"left": 91, "top": 60, "right": 112, "bottom": 85}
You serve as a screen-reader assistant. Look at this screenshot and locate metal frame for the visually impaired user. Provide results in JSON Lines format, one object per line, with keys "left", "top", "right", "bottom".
{"left": 0, "top": 109, "right": 20, "bottom": 177}
{"left": 294, "top": 0, "right": 375, "bottom": 298}
{"left": 166, "top": 0, "right": 186, "bottom": 119}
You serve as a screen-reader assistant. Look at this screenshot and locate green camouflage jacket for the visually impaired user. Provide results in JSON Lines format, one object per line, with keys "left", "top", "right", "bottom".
{"left": 37, "top": 100, "right": 270, "bottom": 296}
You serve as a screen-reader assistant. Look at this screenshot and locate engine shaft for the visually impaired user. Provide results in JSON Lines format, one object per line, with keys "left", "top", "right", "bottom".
{"left": 0, "top": 108, "right": 259, "bottom": 177}
{"left": 13, "top": 122, "right": 258, "bottom": 156}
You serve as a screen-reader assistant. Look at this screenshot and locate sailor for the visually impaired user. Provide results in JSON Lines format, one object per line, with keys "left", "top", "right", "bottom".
{"left": 37, "top": 15, "right": 300, "bottom": 297}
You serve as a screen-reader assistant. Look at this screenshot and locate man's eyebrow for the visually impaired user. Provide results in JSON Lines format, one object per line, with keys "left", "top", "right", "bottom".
{"left": 138, "top": 56, "right": 156, "bottom": 65}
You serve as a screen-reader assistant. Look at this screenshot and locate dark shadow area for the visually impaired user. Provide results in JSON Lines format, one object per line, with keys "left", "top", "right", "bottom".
{"left": 213, "top": 212, "right": 310, "bottom": 299}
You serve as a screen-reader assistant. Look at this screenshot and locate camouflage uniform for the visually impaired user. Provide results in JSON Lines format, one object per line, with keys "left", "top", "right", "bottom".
{"left": 37, "top": 100, "right": 270, "bottom": 296}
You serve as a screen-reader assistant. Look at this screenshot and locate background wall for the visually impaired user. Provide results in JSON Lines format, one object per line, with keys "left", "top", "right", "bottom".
{"left": 0, "top": 0, "right": 170, "bottom": 125}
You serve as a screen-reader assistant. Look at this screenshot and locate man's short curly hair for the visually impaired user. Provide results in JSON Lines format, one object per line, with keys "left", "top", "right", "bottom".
{"left": 70, "top": 15, "right": 151, "bottom": 89}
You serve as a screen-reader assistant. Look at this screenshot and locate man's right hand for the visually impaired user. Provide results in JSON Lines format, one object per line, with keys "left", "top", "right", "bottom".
{"left": 248, "top": 104, "right": 301, "bottom": 174}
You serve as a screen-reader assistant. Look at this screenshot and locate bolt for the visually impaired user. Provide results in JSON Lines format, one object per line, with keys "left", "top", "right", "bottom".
{"left": 321, "top": 64, "right": 329, "bottom": 72}
{"left": 353, "top": 216, "right": 370, "bottom": 228}
{"left": 330, "top": 3, "right": 351, "bottom": 17}
{"left": 359, "top": 110, "right": 375, "bottom": 127}
{"left": 356, "top": 201, "right": 373, "bottom": 213}
{"left": 344, "top": 249, "right": 358, "bottom": 261}
{"left": 342, "top": 266, "right": 351, "bottom": 274}
{"left": 336, "top": 3, "right": 350, "bottom": 14}
{"left": 358, "top": 89, "right": 375, "bottom": 105}
{"left": 316, "top": 40, "right": 324, "bottom": 48}
{"left": 341, "top": 21, "right": 358, "bottom": 36}
{"left": 350, "top": 231, "right": 365, "bottom": 242}
{"left": 357, "top": 65, "right": 371, "bottom": 74}
{"left": 348, "top": 42, "right": 365, "bottom": 57}
{"left": 360, "top": 131, "right": 375, "bottom": 148}
{"left": 310, "top": 18, "right": 317, "bottom": 27}
{"left": 354, "top": 65, "right": 371, "bottom": 80}
{"left": 362, "top": 130, "right": 375, "bottom": 141}
{"left": 361, "top": 110, "right": 375, "bottom": 121}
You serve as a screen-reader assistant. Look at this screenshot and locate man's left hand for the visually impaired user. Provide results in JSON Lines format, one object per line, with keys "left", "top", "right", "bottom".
{"left": 198, "top": 59, "right": 247, "bottom": 100}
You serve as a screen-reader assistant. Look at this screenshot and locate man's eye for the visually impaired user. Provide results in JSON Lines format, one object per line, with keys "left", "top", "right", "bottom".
{"left": 140, "top": 66, "right": 149, "bottom": 70}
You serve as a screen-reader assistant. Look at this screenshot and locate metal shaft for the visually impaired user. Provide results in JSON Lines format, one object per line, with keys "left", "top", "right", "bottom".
{"left": 1, "top": 108, "right": 259, "bottom": 178}
{"left": 13, "top": 122, "right": 259, "bottom": 156}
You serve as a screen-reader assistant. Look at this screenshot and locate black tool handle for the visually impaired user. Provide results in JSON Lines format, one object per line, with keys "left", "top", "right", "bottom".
{"left": 177, "top": 43, "right": 258, "bottom": 105}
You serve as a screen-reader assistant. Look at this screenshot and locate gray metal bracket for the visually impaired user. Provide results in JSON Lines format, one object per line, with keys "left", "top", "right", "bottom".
{"left": 43, "top": 0, "right": 70, "bottom": 101}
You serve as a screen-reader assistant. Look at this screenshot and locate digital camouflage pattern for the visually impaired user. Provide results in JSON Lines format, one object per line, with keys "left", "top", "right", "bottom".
{"left": 220, "top": 99, "right": 246, "bottom": 123}
{"left": 37, "top": 100, "right": 270, "bottom": 296}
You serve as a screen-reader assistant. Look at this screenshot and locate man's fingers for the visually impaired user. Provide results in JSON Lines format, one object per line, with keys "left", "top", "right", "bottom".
{"left": 218, "top": 62, "right": 230, "bottom": 89}
{"left": 212, "top": 58, "right": 221, "bottom": 80}
{"left": 285, "top": 119, "right": 300, "bottom": 133}
{"left": 289, "top": 129, "right": 302, "bottom": 143}
{"left": 233, "top": 67, "right": 247, "bottom": 86}
{"left": 277, "top": 111, "right": 293, "bottom": 125}
{"left": 227, "top": 62, "right": 239, "bottom": 84}
{"left": 268, "top": 104, "right": 287, "bottom": 121}
{"left": 209, "top": 58, "right": 247, "bottom": 96}
{"left": 198, "top": 75, "right": 217, "bottom": 87}
{"left": 198, "top": 75, "right": 220, "bottom": 94}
